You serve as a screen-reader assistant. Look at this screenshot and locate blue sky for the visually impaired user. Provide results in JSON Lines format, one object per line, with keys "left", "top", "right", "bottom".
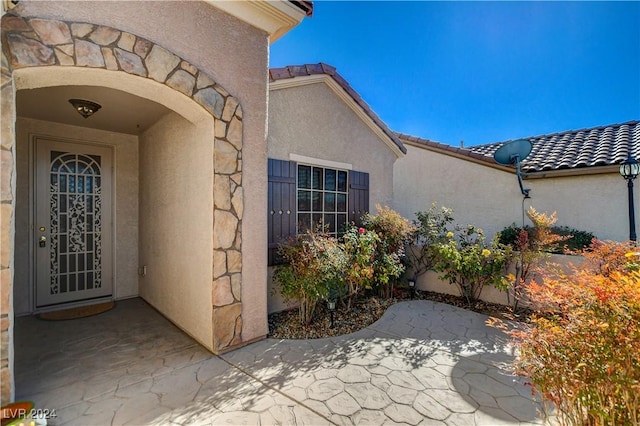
{"left": 270, "top": 1, "right": 640, "bottom": 146}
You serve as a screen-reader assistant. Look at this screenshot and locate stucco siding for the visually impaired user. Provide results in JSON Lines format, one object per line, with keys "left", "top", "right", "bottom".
{"left": 526, "top": 173, "right": 633, "bottom": 242}
{"left": 14, "top": 117, "right": 139, "bottom": 315}
{"left": 268, "top": 82, "right": 396, "bottom": 208}
{"left": 394, "top": 145, "right": 527, "bottom": 238}
{"left": 266, "top": 82, "right": 399, "bottom": 314}
{"left": 13, "top": 0, "right": 269, "bottom": 348}
{"left": 395, "top": 144, "right": 634, "bottom": 242}
{"left": 139, "top": 112, "right": 214, "bottom": 350}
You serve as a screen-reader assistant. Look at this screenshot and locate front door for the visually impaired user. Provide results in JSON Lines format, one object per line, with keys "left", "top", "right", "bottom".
{"left": 35, "top": 138, "right": 113, "bottom": 308}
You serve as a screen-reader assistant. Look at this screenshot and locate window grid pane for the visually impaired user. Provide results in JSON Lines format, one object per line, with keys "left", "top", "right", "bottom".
{"left": 297, "top": 164, "right": 348, "bottom": 237}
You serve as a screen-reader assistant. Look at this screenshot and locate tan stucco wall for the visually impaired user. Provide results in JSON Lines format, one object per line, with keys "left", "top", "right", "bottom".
{"left": 13, "top": 0, "right": 269, "bottom": 349}
{"left": 394, "top": 145, "right": 527, "bottom": 238}
{"left": 525, "top": 173, "right": 633, "bottom": 242}
{"left": 13, "top": 117, "right": 139, "bottom": 315}
{"left": 268, "top": 82, "right": 397, "bottom": 207}
{"left": 414, "top": 253, "right": 585, "bottom": 307}
{"left": 139, "top": 112, "right": 214, "bottom": 350}
{"left": 395, "top": 145, "right": 633, "bottom": 242}
{"left": 266, "top": 81, "right": 400, "bottom": 314}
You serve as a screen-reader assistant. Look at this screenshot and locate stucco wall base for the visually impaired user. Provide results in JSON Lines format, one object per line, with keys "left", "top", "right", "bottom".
{"left": 215, "top": 333, "right": 268, "bottom": 355}
{"left": 415, "top": 270, "right": 511, "bottom": 306}
{"left": 414, "top": 253, "right": 586, "bottom": 308}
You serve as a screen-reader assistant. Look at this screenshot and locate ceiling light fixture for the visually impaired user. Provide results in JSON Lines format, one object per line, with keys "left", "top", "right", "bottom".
{"left": 68, "top": 98, "right": 102, "bottom": 119}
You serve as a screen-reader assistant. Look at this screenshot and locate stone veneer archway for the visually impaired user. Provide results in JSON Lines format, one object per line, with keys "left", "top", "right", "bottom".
{"left": 1, "top": 14, "right": 245, "bottom": 402}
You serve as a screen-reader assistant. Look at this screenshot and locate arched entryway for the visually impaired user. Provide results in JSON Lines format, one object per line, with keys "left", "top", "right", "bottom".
{"left": 2, "top": 15, "right": 245, "bottom": 403}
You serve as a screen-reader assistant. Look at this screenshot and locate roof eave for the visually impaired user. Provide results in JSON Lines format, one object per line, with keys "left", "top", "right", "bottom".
{"left": 399, "top": 137, "right": 512, "bottom": 172}
{"left": 523, "top": 164, "right": 621, "bottom": 179}
{"left": 206, "top": 0, "right": 309, "bottom": 43}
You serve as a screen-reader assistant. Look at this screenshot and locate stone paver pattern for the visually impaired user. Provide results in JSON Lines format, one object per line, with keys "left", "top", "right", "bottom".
{"left": 15, "top": 298, "right": 554, "bottom": 425}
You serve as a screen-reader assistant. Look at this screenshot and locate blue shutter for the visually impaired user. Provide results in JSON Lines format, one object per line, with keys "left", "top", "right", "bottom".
{"left": 268, "top": 159, "right": 297, "bottom": 265}
{"left": 348, "top": 170, "right": 369, "bottom": 227}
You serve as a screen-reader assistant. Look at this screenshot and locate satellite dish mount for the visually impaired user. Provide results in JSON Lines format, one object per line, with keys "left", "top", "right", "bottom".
{"left": 493, "top": 139, "right": 532, "bottom": 198}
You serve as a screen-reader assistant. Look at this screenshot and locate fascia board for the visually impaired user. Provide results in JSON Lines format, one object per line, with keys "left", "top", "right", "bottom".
{"left": 206, "top": 0, "right": 306, "bottom": 42}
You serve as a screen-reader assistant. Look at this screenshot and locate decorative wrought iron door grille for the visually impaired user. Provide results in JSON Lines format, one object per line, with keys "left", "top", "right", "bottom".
{"left": 49, "top": 151, "right": 103, "bottom": 295}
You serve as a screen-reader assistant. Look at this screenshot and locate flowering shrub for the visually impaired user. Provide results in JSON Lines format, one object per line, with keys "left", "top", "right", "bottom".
{"left": 495, "top": 241, "right": 640, "bottom": 425}
{"left": 273, "top": 229, "right": 345, "bottom": 324}
{"left": 581, "top": 239, "right": 637, "bottom": 277}
{"left": 504, "top": 207, "right": 568, "bottom": 310}
{"left": 342, "top": 226, "right": 379, "bottom": 308}
{"left": 406, "top": 203, "right": 455, "bottom": 280}
{"left": 498, "top": 220, "right": 595, "bottom": 254}
{"left": 433, "top": 225, "right": 513, "bottom": 305}
{"left": 362, "top": 205, "right": 416, "bottom": 297}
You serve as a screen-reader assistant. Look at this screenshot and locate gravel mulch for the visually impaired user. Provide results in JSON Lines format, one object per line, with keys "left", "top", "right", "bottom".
{"left": 268, "top": 289, "right": 534, "bottom": 340}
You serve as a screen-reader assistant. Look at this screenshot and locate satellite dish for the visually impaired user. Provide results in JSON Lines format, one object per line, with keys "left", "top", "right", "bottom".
{"left": 493, "top": 139, "right": 532, "bottom": 198}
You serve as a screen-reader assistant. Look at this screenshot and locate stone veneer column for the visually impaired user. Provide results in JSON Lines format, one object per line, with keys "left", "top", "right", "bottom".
{"left": 1, "top": 41, "right": 16, "bottom": 404}
{"left": 0, "top": 15, "right": 246, "bottom": 402}
{"left": 212, "top": 101, "right": 244, "bottom": 351}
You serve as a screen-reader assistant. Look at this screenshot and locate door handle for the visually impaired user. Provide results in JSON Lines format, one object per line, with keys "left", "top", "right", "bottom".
{"left": 39, "top": 235, "right": 46, "bottom": 248}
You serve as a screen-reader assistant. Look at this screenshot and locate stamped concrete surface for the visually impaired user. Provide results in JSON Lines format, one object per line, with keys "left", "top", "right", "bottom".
{"left": 15, "top": 298, "right": 553, "bottom": 425}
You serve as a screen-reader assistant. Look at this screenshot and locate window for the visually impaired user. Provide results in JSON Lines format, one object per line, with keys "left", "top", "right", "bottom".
{"left": 297, "top": 164, "right": 348, "bottom": 236}
{"left": 267, "top": 158, "right": 369, "bottom": 265}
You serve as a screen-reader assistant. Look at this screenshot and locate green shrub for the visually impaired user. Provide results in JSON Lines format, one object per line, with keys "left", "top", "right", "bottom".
{"left": 406, "top": 203, "right": 455, "bottom": 280}
{"left": 551, "top": 226, "right": 596, "bottom": 253}
{"left": 361, "top": 205, "right": 415, "bottom": 298}
{"left": 275, "top": 207, "right": 415, "bottom": 321}
{"left": 341, "top": 226, "right": 379, "bottom": 309}
{"left": 273, "top": 229, "right": 345, "bottom": 325}
{"left": 433, "top": 225, "right": 513, "bottom": 306}
{"left": 498, "top": 223, "right": 595, "bottom": 254}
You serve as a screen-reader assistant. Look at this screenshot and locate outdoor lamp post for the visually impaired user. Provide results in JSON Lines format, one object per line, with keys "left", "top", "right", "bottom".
{"left": 620, "top": 155, "right": 640, "bottom": 242}
{"left": 328, "top": 300, "right": 336, "bottom": 328}
{"left": 408, "top": 279, "right": 416, "bottom": 300}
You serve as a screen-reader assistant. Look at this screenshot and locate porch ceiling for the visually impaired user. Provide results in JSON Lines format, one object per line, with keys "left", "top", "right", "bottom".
{"left": 17, "top": 85, "right": 171, "bottom": 135}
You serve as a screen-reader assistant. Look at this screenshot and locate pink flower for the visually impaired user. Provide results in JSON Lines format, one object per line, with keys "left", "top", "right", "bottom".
{"left": 358, "top": 227, "right": 365, "bottom": 234}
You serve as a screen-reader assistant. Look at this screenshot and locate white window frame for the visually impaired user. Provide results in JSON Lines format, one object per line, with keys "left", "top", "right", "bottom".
{"left": 296, "top": 162, "right": 349, "bottom": 237}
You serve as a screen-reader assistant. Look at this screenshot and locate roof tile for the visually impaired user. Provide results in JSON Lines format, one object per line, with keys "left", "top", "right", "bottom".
{"left": 466, "top": 121, "right": 640, "bottom": 173}
{"left": 398, "top": 120, "right": 639, "bottom": 173}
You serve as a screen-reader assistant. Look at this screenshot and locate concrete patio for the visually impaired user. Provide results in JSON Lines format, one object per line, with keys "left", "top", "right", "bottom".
{"left": 15, "top": 298, "right": 553, "bottom": 425}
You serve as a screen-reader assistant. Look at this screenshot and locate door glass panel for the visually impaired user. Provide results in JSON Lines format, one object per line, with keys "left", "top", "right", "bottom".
{"left": 78, "top": 272, "right": 85, "bottom": 291}
{"left": 69, "top": 274, "right": 76, "bottom": 292}
{"left": 48, "top": 152, "right": 103, "bottom": 296}
{"left": 60, "top": 274, "right": 67, "bottom": 293}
